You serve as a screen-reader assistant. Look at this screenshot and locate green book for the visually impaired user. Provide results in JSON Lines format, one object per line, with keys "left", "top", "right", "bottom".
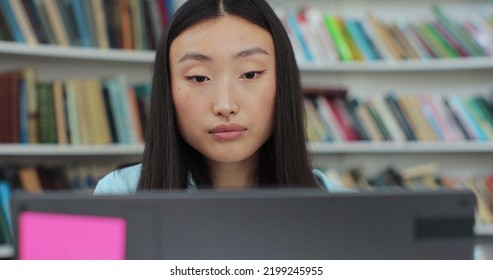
{"left": 366, "top": 101, "right": 392, "bottom": 141}
{"left": 37, "top": 82, "right": 57, "bottom": 144}
{"left": 423, "top": 22, "right": 459, "bottom": 58}
{"left": 415, "top": 23, "right": 450, "bottom": 58}
{"left": 473, "top": 96, "right": 493, "bottom": 132}
{"left": 464, "top": 97, "right": 493, "bottom": 139}
{"left": 324, "top": 15, "right": 353, "bottom": 61}
{"left": 431, "top": 4, "right": 485, "bottom": 57}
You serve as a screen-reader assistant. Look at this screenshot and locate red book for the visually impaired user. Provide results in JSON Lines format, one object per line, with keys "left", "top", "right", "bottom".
{"left": 326, "top": 97, "right": 359, "bottom": 141}
{"left": 432, "top": 21, "right": 469, "bottom": 57}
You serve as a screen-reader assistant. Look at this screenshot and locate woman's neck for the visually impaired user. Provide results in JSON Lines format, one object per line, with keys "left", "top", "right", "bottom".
{"left": 207, "top": 156, "right": 258, "bottom": 189}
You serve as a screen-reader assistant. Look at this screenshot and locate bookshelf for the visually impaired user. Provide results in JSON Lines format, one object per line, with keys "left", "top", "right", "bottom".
{"left": 280, "top": 0, "right": 493, "bottom": 236}
{"left": 0, "top": 0, "right": 492, "bottom": 241}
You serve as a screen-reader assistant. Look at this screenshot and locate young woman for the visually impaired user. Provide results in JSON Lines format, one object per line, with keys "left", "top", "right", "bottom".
{"left": 94, "top": 0, "right": 348, "bottom": 194}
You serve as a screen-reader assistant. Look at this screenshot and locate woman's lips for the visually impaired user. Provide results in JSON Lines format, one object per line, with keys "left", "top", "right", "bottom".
{"left": 209, "top": 124, "right": 247, "bottom": 140}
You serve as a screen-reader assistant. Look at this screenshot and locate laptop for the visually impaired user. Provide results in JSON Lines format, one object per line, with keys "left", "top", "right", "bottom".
{"left": 10, "top": 188, "right": 476, "bottom": 260}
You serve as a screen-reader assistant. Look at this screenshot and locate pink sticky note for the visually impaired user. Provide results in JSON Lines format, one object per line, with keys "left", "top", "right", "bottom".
{"left": 19, "top": 211, "right": 127, "bottom": 260}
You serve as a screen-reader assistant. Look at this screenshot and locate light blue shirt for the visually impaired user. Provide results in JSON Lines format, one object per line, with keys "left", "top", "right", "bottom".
{"left": 94, "top": 164, "right": 352, "bottom": 194}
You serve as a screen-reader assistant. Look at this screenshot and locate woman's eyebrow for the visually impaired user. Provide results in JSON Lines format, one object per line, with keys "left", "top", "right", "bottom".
{"left": 178, "top": 53, "right": 212, "bottom": 63}
{"left": 178, "top": 47, "right": 270, "bottom": 63}
{"left": 232, "top": 47, "right": 270, "bottom": 60}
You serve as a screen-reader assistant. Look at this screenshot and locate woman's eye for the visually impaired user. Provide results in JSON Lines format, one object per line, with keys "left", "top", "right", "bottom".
{"left": 240, "top": 71, "right": 264, "bottom": 79}
{"left": 186, "top": 76, "right": 209, "bottom": 83}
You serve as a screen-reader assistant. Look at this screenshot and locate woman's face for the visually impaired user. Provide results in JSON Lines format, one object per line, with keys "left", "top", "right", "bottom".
{"left": 169, "top": 15, "right": 276, "bottom": 165}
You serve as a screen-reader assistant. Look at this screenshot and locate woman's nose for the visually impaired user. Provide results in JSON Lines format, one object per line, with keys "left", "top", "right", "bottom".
{"left": 212, "top": 79, "right": 239, "bottom": 117}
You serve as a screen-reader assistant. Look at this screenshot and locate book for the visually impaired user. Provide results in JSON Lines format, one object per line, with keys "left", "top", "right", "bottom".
{"left": 385, "top": 94, "right": 417, "bottom": 141}
{"left": 0, "top": 0, "right": 25, "bottom": 42}
{"left": 355, "top": 102, "right": 384, "bottom": 141}
{"left": 368, "top": 95, "right": 406, "bottom": 142}
{"left": 71, "top": 0, "right": 93, "bottom": 47}
{"left": 52, "top": 80, "right": 68, "bottom": 144}
{"left": 43, "top": 0, "right": 70, "bottom": 46}
{"left": 286, "top": 7, "right": 313, "bottom": 63}
{"left": 37, "top": 82, "right": 56, "bottom": 143}
{"left": 127, "top": 87, "right": 144, "bottom": 143}
{"left": 296, "top": 9, "right": 325, "bottom": 63}
{"left": 74, "top": 80, "right": 92, "bottom": 144}
{"left": 367, "top": 15, "right": 403, "bottom": 59}
{"left": 396, "top": 21, "right": 432, "bottom": 59}
{"left": 345, "top": 18, "right": 378, "bottom": 60}
{"left": 103, "top": 0, "right": 122, "bottom": 48}
{"left": 129, "top": 0, "right": 143, "bottom": 50}
{"left": 326, "top": 97, "right": 359, "bottom": 141}
{"left": 85, "top": 79, "right": 112, "bottom": 144}
{"left": 448, "top": 95, "right": 488, "bottom": 141}
{"left": 419, "top": 96, "right": 446, "bottom": 141}
{"left": 429, "top": 95, "right": 465, "bottom": 141}
{"left": 18, "top": 74, "right": 29, "bottom": 143}
{"left": 91, "top": 0, "right": 110, "bottom": 49}
{"left": 464, "top": 97, "right": 493, "bottom": 140}
{"left": 8, "top": 0, "right": 37, "bottom": 44}
{"left": 431, "top": 4, "right": 484, "bottom": 57}
{"left": 64, "top": 79, "right": 81, "bottom": 144}
{"left": 17, "top": 166, "right": 43, "bottom": 193}
{"left": 302, "top": 6, "right": 339, "bottom": 62}
{"left": 56, "top": 0, "right": 80, "bottom": 46}
{"left": 324, "top": 15, "right": 352, "bottom": 61}
{"left": 31, "top": 0, "right": 57, "bottom": 45}
{"left": 118, "top": 0, "right": 133, "bottom": 50}
{"left": 20, "top": 68, "right": 39, "bottom": 144}
{"left": 432, "top": 21, "right": 470, "bottom": 57}
{"left": 365, "top": 99, "right": 392, "bottom": 141}
{"left": 81, "top": 0, "right": 98, "bottom": 47}
{"left": 0, "top": 6, "right": 13, "bottom": 41}
{"left": 387, "top": 21, "right": 420, "bottom": 59}
{"left": 0, "top": 180, "right": 12, "bottom": 233}
{"left": 408, "top": 95, "right": 438, "bottom": 141}
{"left": 343, "top": 98, "right": 369, "bottom": 141}
{"left": 313, "top": 95, "right": 344, "bottom": 142}
{"left": 442, "top": 96, "right": 473, "bottom": 140}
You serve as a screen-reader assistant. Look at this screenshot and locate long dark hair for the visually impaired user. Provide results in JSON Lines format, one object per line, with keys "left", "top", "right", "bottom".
{"left": 138, "top": 0, "right": 317, "bottom": 190}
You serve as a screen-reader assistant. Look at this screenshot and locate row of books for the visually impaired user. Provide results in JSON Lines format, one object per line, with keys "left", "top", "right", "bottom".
{"left": 322, "top": 163, "right": 493, "bottom": 224}
{"left": 0, "top": 0, "right": 175, "bottom": 50}
{"left": 0, "top": 163, "right": 115, "bottom": 255}
{"left": 0, "top": 164, "right": 115, "bottom": 193}
{"left": 274, "top": 3, "right": 493, "bottom": 63}
{"left": 304, "top": 88, "right": 493, "bottom": 143}
{"left": 0, "top": 68, "right": 151, "bottom": 145}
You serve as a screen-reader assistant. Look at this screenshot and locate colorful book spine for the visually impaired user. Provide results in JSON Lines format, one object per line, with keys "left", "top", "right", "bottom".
{"left": 324, "top": 15, "right": 353, "bottom": 61}
{"left": 0, "top": 0, "right": 25, "bottom": 42}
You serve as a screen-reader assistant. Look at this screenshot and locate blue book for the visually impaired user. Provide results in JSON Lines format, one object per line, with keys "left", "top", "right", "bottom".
{"left": 0, "top": 181, "right": 12, "bottom": 233}
{"left": 449, "top": 95, "right": 488, "bottom": 141}
{"left": 71, "top": 0, "right": 93, "bottom": 47}
{"left": 114, "top": 76, "right": 137, "bottom": 144}
{"left": 421, "top": 103, "right": 445, "bottom": 141}
{"left": 345, "top": 19, "right": 377, "bottom": 60}
{"left": 0, "top": 0, "right": 25, "bottom": 42}
{"left": 18, "top": 79, "right": 29, "bottom": 144}
{"left": 104, "top": 78, "right": 129, "bottom": 143}
{"left": 165, "top": 0, "right": 174, "bottom": 18}
{"left": 286, "top": 9, "right": 314, "bottom": 62}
